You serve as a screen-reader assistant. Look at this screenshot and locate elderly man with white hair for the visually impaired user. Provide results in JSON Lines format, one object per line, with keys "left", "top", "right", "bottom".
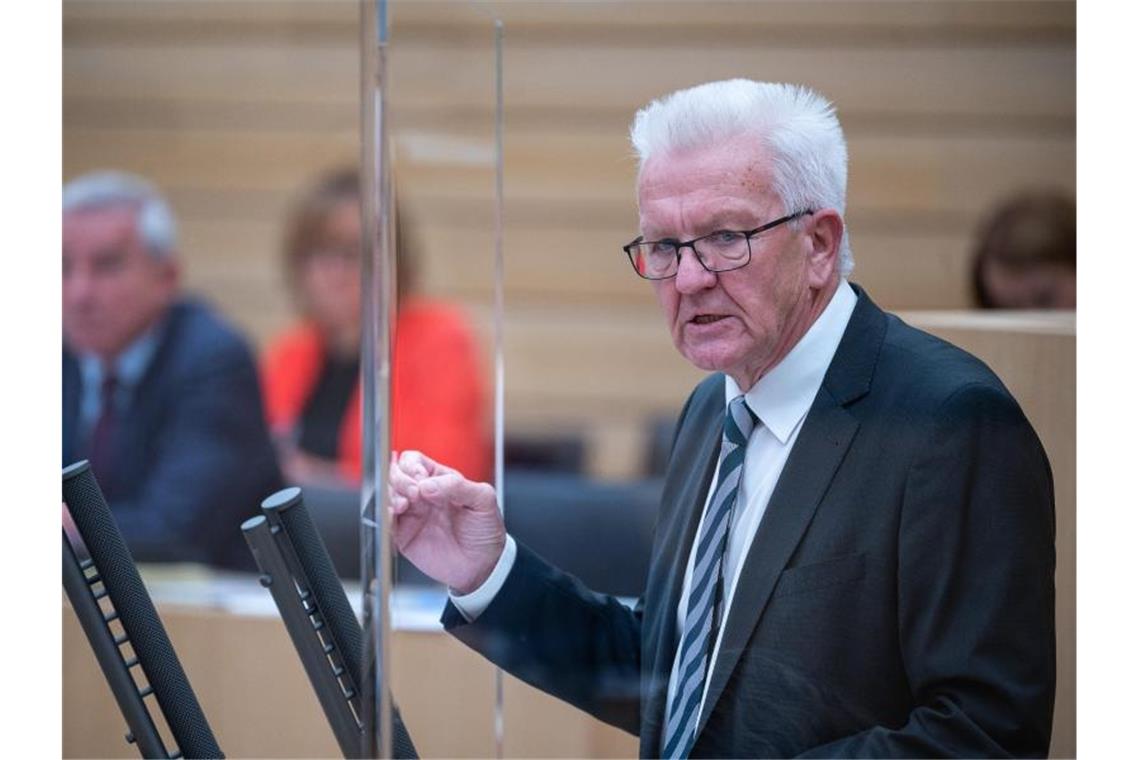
{"left": 63, "top": 171, "right": 282, "bottom": 569}
{"left": 390, "top": 80, "right": 1056, "bottom": 757}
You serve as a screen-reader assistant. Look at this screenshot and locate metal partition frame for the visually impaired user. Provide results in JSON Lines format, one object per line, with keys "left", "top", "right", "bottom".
{"left": 358, "top": 3, "right": 505, "bottom": 756}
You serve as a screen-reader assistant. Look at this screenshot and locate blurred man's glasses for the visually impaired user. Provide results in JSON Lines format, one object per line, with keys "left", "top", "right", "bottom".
{"left": 623, "top": 210, "right": 814, "bottom": 280}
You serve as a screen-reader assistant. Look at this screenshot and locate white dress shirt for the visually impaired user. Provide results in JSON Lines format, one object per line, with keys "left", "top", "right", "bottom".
{"left": 662, "top": 279, "right": 857, "bottom": 728}
{"left": 453, "top": 282, "right": 859, "bottom": 730}
{"left": 77, "top": 320, "right": 164, "bottom": 442}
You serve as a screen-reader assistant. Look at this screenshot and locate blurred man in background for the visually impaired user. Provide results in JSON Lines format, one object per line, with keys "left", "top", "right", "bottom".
{"left": 62, "top": 171, "right": 281, "bottom": 569}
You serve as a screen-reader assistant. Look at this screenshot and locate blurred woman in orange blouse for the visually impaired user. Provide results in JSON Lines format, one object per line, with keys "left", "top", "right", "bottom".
{"left": 262, "top": 168, "right": 489, "bottom": 486}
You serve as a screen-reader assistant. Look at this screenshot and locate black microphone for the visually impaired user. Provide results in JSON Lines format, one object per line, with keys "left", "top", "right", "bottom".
{"left": 64, "top": 460, "right": 223, "bottom": 759}
{"left": 250, "top": 486, "right": 418, "bottom": 758}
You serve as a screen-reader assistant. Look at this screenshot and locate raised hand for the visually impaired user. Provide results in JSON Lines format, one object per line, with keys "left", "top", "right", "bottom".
{"left": 389, "top": 450, "right": 505, "bottom": 594}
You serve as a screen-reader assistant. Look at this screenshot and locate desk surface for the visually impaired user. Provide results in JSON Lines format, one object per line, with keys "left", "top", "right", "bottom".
{"left": 63, "top": 569, "right": 638, "bottom": 758}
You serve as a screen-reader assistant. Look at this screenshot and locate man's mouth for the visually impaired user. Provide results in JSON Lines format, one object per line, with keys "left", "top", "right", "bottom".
{"left": 690, "top": 314, "right": 727, "bottom": 325}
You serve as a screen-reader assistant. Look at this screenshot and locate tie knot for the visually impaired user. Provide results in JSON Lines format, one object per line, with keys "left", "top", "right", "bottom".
{"left": 100, "top": 374, "right": 118, "bottom": 405}
{"left": 724, "top": 395, "right": 757, "bottom": 446}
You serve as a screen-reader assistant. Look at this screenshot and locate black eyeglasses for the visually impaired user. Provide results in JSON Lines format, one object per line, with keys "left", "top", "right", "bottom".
{"left": 622, "top": 210, "right": 814, "bottom": 280}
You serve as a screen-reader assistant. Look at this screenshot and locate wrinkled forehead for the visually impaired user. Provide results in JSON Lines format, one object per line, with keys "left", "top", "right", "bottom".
{"left": 636, "top": 137, "right": 778, "bottom": 231}
{"left": 63, "top": 205, "right": 141, "bottom": 249}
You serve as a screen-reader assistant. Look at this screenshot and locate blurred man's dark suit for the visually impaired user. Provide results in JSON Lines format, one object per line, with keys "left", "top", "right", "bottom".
{"left": 444, "top": 286, "right": 1056, "bottom": 757}
{"left": 63, "top": 298, "right": 282, "bottom": 569}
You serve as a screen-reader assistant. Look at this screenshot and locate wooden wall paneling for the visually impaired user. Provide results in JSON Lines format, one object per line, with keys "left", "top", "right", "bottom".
{"left": 63, "top": 0, "right": 1075, "bottom": 132}
{"left": 64, "top": 0, "right": 1074, "bottom": 345}
{"left": 498, "top": 304, "right": 700, "bottom": 414}
{"left": 65, "top": 124, "right": 1074, "bottom": 205}
{"left": 470, "top": 0, "right": 1075, "bottom": 37}
{"left": 62, "top": 37, "right": 1074, "bottom": 128}
{"left": 63, "top": 127, "right": 1074, "bottom": 231}
{"left": 63, "top": 1, "right": 1075, "bottom": 39}
{"left": 63, "top": 129, "right": 358, "bottom": 192}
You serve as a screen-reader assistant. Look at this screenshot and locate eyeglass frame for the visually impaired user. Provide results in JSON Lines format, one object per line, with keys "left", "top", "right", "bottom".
{"left": 622, "top": 209, "right": 815, "bottom": 280}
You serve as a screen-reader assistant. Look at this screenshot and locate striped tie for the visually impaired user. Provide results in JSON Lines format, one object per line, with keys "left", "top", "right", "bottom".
{"left": 661, "top": 394, "right": 757, "bottom": 759}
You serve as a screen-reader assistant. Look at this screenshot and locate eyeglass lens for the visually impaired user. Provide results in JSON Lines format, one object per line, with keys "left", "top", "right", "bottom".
{"left": 632, "top": 231, "right": 750, "bottom": 278}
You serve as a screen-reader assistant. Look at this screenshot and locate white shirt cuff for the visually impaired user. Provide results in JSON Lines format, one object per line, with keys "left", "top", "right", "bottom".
{"left": 448, "top": 534, "right": 517, "bottom": 622}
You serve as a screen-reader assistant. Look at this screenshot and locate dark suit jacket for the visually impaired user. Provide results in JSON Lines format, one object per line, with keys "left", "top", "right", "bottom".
{"left": 63, "top": 299, "right": 283, "bottom": 569}
{"left": 444, "top": 286, "right": 1056, "bottom": 757}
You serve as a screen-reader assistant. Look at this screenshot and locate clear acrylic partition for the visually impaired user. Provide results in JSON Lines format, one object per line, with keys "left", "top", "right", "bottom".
{"left": 359, "top": 1, "right": 504, "bottom": 756}
{"left": 364, "top": 4, "right": 672, "bottom": 755}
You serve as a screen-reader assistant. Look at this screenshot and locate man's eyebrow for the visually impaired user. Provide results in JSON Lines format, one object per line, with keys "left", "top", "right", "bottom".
{"left": 644, "top": 215, "right": 755, "bottom": 240}
{"left": 700, "top": 210, "right": 758, "bottom": 231}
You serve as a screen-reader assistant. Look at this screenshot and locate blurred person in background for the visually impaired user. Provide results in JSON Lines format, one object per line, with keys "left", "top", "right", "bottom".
{"left": 261, "top": 168, "right": 489, "bottom": 488}
{"left": 972, "top": 190, "right": 1076, "bottom": 309}
{"left": 62, "top": 171, "right": 282, "bottom": 569}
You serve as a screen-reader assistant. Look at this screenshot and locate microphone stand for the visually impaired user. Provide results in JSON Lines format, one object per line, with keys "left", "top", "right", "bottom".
{"left": 242, "top": 486, "right": 417, "bottom": 759}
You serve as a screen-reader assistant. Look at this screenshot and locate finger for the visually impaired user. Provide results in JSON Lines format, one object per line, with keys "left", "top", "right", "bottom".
{"left": 418, "top": 473, "right": 497, "bottom": 512}
{"left": 401, "top": 449, "right": 460, "bottom": 480}
{"left": 397, "top": 450, "right": 433, "bottom": 480}
{"left": 389, "top": 458, "right": 422, "bottom": 498}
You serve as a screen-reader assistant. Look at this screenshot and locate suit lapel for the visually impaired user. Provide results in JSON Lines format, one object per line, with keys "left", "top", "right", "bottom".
{"left": 104, "top": 303, "right": 181, "bottom": 497}
{"left": 695, "top": 392, "right": 859, "bottom": 737}
{"left": 62, "top": 351, "right": 80, "bottom": 466}
{"left": 693, "top": 287, "right": 887, "bottom": 739}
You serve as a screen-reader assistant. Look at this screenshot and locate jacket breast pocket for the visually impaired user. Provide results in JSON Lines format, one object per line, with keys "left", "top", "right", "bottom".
{"left": 771, "top": 553, "right": 866, "bottom": 599}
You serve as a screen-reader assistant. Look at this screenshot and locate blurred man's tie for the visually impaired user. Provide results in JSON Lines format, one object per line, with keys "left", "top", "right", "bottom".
{"left": 87, "top": 373, "right": 119, "bottom": 490}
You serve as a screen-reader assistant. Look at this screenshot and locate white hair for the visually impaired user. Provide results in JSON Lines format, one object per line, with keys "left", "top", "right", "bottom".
{"left": 62, "top": 170, "right": 178, "bottom": 259}
{"left": 629, "top": 79, "right": 853, "bottom": 276}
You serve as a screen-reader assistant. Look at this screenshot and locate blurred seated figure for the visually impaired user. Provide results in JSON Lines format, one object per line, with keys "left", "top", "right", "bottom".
{"left": 972, "top": 189, "right": 1076, "bottom": 309}
{"left": 62, "top": 171, "right": 283, "bottom": 569}
{"left": 262, "top": 168, "right": 489, "bottom": 487}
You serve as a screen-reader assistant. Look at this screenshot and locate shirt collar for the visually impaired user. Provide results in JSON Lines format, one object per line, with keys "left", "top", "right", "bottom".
{"left": 78, "top": 317, "right": 165, "bottom": 394}
{"left": 725, "top": 280, "right": 858, "bottom": 444}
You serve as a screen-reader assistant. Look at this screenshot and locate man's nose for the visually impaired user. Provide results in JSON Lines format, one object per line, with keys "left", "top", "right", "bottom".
{"left": 63, "top": 268, "right": 94, "bottom": 306}
{"left": 673, "top": 247, "right": 717, "bottom": 294}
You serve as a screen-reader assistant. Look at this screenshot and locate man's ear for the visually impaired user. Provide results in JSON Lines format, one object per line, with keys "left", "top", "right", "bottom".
{"left": 806, "top": 209, "right": 844, "bottom": 287}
